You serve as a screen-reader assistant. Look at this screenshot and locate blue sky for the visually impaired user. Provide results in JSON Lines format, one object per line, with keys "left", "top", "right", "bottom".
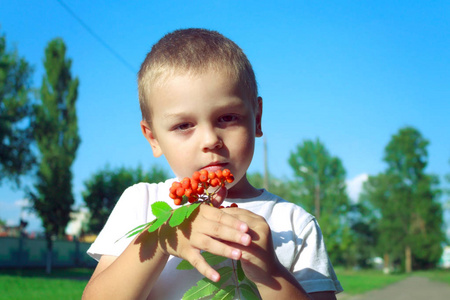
{"left": 1, "top": 1, "right": 449, "bottom": 233}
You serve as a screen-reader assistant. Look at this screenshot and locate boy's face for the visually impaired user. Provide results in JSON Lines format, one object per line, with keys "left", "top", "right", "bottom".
{"left": 141, "top": 70, "right": 262, "bottom": 197}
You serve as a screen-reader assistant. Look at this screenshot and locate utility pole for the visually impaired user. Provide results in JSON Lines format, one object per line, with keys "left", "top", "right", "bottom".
{"left": 314, "top": 178, "right": 320, "bottom": 220}
{"left": 263, "top": 136, "right": 269, "bottom": 191}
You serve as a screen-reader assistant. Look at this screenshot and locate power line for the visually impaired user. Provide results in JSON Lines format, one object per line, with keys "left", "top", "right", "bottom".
{"left": 55, "top": 0, "right": 137, "bottom": 74}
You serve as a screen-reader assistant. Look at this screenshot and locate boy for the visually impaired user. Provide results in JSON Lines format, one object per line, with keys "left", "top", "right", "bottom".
{"left": 83, "top": 28, "right": 342, "bottom": 299}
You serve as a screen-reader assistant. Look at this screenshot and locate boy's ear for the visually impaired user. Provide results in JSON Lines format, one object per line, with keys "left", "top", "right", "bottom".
{"left": 255, "top": 97, "right": 263, "bottom": 137}
{"left": 140, "top": 120, "right": 163, "bottom": 157}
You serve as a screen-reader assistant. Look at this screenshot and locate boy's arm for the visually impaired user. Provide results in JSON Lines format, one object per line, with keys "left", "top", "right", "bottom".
{"left": 83, "top": 204, "right": 251, "bottom": 300}
{"left": 82, "top": 229, "right": 169, "bottom": 300}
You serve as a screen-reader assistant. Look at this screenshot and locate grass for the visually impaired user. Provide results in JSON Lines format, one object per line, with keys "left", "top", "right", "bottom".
{"left": 0, "top": 268, "right": 93, "bottom": 300}
{"left": 335, "top": 268, "right": 409, "bottom": 295}
{"left": 413, "top": 269, "right": 450, "bottom": 285}
{"left": 335, "top": 267, "right": 450, "bottom": 296}
{"left": 1, "top": 267, "right": 448, "bottom": 299}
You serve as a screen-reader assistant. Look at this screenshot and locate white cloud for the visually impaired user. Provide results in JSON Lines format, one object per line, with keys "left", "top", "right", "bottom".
{"left": 346, "top": 173, "right": 369, "bottom": 203}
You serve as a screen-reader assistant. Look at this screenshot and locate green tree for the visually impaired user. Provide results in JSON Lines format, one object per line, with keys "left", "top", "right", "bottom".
{"left": 360, "top": 173, "right": 403, "bottom": 270}
{"left": 29, "top": 38, "right": 80, "bottom": 273}
{"left": 363, "top": 127, "right": 445, "bottom": 272}
{"left": 0, "top": 32, "right": 34, "bottom": 186}
{"left": 247, "top": 171, "right": 296, "bottom": 202}
{"left": 83, "top": 165, "right": 169, "bottom": 234}
{"left": 288, "top": 139, "right": 351, "bottom": 265}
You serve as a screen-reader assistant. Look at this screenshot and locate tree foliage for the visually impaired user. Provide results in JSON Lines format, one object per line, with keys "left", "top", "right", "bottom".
{"left": 29, "top": 38, "right": 80, "bottom": 259}
{"left": 288, "top": 138, "right": 352, "bottom": 265}
{"left": 362, "top": 127, "right": 445, "bottom": 271}
{"left": 247, "top": 171, "right": 295, "bottom": 202}
{"left": 0, "top": 32, "right": 34, "bottom": 186}
{"left": 82, "top": 165, "right": 169, "bottom": 234}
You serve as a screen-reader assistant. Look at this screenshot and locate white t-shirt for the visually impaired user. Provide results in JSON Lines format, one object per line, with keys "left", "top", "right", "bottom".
{"left": 87, "top": 179, "right": 343, "bottom": 299}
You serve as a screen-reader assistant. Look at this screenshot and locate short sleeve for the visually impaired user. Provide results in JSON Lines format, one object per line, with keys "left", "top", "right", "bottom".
{"left": 86, "top": 183, "right": 152, "bottom": 261}
{"left": 292, "top": 219, "right": 343, "bottom": 294}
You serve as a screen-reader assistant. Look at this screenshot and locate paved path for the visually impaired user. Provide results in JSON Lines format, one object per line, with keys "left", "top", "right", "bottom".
{"left": 337, "top": 276, "right": 450, "bottom": 300}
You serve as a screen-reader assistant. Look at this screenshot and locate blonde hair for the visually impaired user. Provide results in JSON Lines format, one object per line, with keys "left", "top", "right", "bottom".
{"left": 138, "top": 28, "right": 258, "bottom": 123}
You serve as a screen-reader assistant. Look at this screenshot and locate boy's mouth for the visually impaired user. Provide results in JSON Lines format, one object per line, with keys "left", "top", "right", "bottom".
{"left": 200, "top": 162, "right": 228, "bottom": 173}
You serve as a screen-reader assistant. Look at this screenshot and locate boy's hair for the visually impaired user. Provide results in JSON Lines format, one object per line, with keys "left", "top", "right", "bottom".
{"left": 138, "top": 28, "right": 258, "bottom": 123}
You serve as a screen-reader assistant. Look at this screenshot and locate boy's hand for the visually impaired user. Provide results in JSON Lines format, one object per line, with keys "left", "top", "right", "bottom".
{"left": 223, "top": 208, "right": 283, "bottom": 285}
{"left": 155, "top": 204, "right": 251, "bottom": 282}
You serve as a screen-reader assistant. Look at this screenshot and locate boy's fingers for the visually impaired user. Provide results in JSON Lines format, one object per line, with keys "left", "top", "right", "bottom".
{"left": 210, "top": 186, "right": 227, "bottom": 207}
{"left": 223, "top": 207, "right": 262, "bottom": 224}
{"left": 193, "top": 218, "right": 251, "bottom": 247}
{"left": 199, "top": 204, "right": 249, "bottom": 233}
{"left": 184, "top": 250, "right": 221, "bottom": 282}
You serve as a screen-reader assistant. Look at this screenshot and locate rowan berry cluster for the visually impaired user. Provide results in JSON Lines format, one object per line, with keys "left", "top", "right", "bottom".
{"left": 169, "top": 169, "right": 235, "bottom": 206}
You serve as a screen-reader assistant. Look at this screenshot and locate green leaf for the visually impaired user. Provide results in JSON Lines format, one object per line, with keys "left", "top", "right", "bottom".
{"left": 181, "top": 267, "right": 233, "bottom": 300}
{"left": 236, "top": 260, "right": 245, "bottom": 282}
{"left": 125, "top": 222, "right": 151, "bottom": 238}
{"left": 216, "top": 266, "right": 233, "bottom": 285}
{"left": 204, "top": 253, "right": 229, "bottom": 267}
{"left": 187, "top": 202, "right": 201, "bottom": 218}
{"left": 115, "top": 221, "right": 154, "bottom": 242}
{"left": 177, "top": 252, "right": 229, "bottom": 270}
{"left": 147, "top": 211, "right": 171, "bottom": 232}
{"left": 182, "top": 278, "right": 221, "bottom": 300}
{"left": 239, "top": 283, "right": 259, "bottom": 300}
{"left": 169, "top": 205, "right": 189, "bottom": 227}
{"left": 151, "top": 201, "right": 172, "bottom": 217}
{"left": 212, "top": 285, "right": 235, "bottom": 300}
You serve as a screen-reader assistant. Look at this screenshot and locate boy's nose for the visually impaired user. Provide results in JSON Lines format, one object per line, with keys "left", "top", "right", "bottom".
{"left": 201, "top": 127, "right": 223, "bottom": 151}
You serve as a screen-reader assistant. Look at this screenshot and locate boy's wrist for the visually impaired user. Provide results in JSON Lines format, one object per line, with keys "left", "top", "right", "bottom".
{"left": 253, "top": 261, "right": 310, "bottom": 299}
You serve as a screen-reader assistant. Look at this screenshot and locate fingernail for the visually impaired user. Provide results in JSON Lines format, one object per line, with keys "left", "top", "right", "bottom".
{"left": 239, "top": 223, "right": 248, "bottom": 232}
{"left": 232, "top": 249, "right": 241, "bottom": 259}
{"left": 211, "top": 273, "right": 220, "bottom": 282}
{"left": 241, "top": 234, "right": 250, "bottom": 245}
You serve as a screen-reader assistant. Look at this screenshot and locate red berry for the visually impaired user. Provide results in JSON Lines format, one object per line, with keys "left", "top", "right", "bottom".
{"left": 208, "top": 171, "right": 216, "bottom": 180}
{"left": 222, "top": 169, "right": 231, "bottom": 177}
{"left": 174, "top": 198, "right": 182, "bottom": 205}
{"left": 169, "top": 192, "right": 177, "bottom": 199}
{"left": 192, "top": 171, "right": 200, "bottom": 181}
{"left": 176, "top": 187, "right": 185, "bottom": 197}
{"left": 210, "top": 178, "right": 220, "bottom": 187}
{"left": 190, "top": 180, "right": 199, "bottom": 190}
{"left": 185, "top": 188, "right": 193, "bottom": 197}
{"left": 169, "top": 186, "right": 177, "bottom": 194}
{"left": 199, "top": 173, "right": 208, "bottom": 182}
{"left": 215, "top": 169, "right": 224, "bottom": 179}
{"left": 181, "top": 177, "right": 191, "bottom": 189}
{"left": 226, "top": 175, "right": 234, "bottom": 183}
{"left": 230, "top": 202, "right": 238, "bottom": 207}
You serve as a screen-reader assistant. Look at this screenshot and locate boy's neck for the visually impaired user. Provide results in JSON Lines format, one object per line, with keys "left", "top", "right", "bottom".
{"left": 226, "top": 176, "right": 263, "bottom": 199}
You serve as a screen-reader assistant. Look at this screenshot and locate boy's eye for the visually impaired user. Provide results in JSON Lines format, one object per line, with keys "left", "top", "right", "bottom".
{"left": 173, "top": 123, "right": 193, "bottom": 131}
{"left": 219, "top": 115, "right": 238, "bottom": 123}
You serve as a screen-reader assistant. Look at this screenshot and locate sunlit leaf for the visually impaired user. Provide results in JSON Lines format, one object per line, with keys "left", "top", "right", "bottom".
{"left": 151, "top": 201, "right": 172, "bottom": 217}
{"left": 169, "top": 205, "right": 189, "bottom": 227}
{"left": 182, "top": 277, "right": 221, "bottom": 300}
{"left": 148, "top": 211, "right": 171, "bottom": 232}
{"left": 212, "top": 285, "right": 235, "bottom": 300}
{"left": 115, "top": 221, "right": 153, "bottom": 242}
{"left": 187, "top": 202, "right": 201, "bottom": 218}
